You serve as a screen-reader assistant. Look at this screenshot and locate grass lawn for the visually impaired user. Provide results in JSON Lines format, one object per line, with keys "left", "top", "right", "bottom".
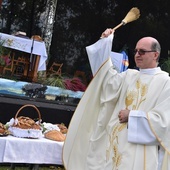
{"left": 0, "top": 164, "right": 65, "bottom": 170}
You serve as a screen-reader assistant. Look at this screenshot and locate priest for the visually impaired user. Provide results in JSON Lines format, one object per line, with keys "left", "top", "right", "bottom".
{"left": 63, "top": 29, "right": 170, "bottom": 170}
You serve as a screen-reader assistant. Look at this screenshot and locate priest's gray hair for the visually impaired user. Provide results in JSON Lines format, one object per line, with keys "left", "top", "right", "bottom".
{"left": 151, "top": 40, "right": 161, "bottom": 62}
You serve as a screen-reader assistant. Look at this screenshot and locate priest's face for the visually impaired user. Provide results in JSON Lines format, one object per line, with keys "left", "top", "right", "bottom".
{"left": 134, "top": 37, "right": 159, "bottom": 69}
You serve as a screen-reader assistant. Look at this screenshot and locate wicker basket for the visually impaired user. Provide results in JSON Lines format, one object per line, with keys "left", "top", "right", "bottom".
{"left": 8, "top": 104, "right": 43, "bottom": 138}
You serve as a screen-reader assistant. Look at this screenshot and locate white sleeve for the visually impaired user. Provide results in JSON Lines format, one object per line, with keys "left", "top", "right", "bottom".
{"left": 86, "top": 34, "right": 114, "bottom": 76}
{"left": 128, "top": 110, "right": 159, "bottom": 145}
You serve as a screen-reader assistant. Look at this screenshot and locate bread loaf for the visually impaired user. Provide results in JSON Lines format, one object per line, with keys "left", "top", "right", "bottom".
{"left": 13, "top": 116, "right": 41, "bottom": 130}
{"left": 44, "top": 130, "right": 66, "bottom": 142}
{"left": 57, "top": 123, "right": 68, "bottom": 134}
{"left": 0, "top": 122, "right": 6, "bottom": 134}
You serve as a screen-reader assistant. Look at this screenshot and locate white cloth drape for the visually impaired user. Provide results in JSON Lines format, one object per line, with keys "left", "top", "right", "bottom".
{"left": 0, "top": 32, "right": 47, "bottom": 71}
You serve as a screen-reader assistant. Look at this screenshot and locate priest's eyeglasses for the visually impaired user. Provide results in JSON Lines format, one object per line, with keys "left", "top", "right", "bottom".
{"left": 134, "top": 49, "right": 156, "bottom": 55}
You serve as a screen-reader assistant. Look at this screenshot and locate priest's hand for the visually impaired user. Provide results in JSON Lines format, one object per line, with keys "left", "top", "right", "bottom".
{"left": 118, "top": 109, "right": 130, "bottom": 123}
{"left": 100, "top": 28, "right": 114, "bottom": 38}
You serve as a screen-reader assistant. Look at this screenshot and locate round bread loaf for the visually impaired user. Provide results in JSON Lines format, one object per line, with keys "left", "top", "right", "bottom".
{"left": 0, "top": 122, "right": 6, "bottom": 134}
{"left": 44, "top": 130, "right": 66, "bottom": 142}
{"left": 57, "top": 123, "right": 68, "bottom": 134}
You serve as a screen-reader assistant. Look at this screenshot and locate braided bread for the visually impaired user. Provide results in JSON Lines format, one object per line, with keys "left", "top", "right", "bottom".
{"left": 13, "top": 116, "right": 41, "bottom": 130}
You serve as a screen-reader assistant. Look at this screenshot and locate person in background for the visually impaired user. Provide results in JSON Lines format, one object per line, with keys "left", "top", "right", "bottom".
{"left": 63, "top": 28, "right": 170, "bottom": 170}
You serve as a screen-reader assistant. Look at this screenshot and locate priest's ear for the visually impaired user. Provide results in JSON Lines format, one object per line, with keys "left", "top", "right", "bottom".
{"left": 155, "top": 51, "right": 161, "bottom": 63}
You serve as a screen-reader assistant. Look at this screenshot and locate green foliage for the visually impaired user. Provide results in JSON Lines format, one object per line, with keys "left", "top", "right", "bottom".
{"left": 160, "top": 57, "right": 170, "bottom": 74}
{"left": 1, "top": 0, "right": 170, "bottom": 76}
{"left": 0, "top": 40, "right": 6, "bottom": 55}
{"left": 43, "top": 74, "right": 65, "bottom": 89}
{"left": 40, "top": 74, "right": 87, "bottom": 92}
{"left": 0, "top": 0, "right": 47, "bottom": 36}
{"left": 0, "top": 57, "right": 6, "bottom": 66}
{"left": 0, "top": 165, "right": 65, "bottom": 170}
{"left": 0, "top": 40, "right": 11, "bottom": 66}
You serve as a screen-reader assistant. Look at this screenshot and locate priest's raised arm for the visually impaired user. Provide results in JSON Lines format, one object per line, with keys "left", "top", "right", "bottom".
{"left": 86, "top": 29, "right": 114, "bottom": 76}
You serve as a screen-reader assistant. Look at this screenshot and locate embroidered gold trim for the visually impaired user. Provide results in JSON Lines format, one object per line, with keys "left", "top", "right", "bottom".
{"left": 107, "top": 78, "right": 149, "bottom": 169}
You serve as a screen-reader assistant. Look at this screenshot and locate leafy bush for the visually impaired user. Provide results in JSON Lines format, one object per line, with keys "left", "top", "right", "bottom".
{"left": 43, "top": 75, "right": 65, "bottom": 89}
{"left": 39, "top": 74, "right": 87, "bottom": 92}
{"left": 160, "top": 57, "right": 170, "bottom": 74}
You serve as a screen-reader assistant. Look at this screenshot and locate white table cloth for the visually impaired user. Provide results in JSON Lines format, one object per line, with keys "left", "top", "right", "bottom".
{"left": 0, "top": 32, "right": 48, "bottom": 71}
{"left": 0, "top": 135, "right": 63, "bottom": 165}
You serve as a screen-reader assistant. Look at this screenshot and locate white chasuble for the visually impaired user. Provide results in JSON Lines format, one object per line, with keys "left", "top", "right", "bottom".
{"left": 63, "top": 35, "right": 170, "bottom": 170}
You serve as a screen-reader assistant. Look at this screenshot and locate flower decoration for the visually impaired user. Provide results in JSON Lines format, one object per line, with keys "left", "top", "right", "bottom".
{"left": 0, "top": 39, "right": 11, "bottom": 67}
{"left": 0, "top": 55, "right": 11, "bottom": 66}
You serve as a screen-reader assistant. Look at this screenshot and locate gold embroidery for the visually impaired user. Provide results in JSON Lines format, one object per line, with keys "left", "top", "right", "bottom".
{"left": 107, "top": 78, "right": 149, "bottom": 169}
{"left": 112, "top": 145, "right": 122, "bottom": 168}
{"left": 125, "top": 91, "right": 136, "bottom": 109}
{"left": 127, "top": 79, "right": 148, "bottom": 110}
{"left": 141, "top": 84, "right": 147, "bottom": 97}
{"left": 136, "top": 81, "right": 147, "bottom": 109}
{"left": 118, "top": 123, "right": 127, "bottom": 132}
{"left": 107, "top": 123, "right": 127, "bottom": 169}
{"left": 112, "top": 126, "right": 119, "bottom": 141}
{"left": 136, "top": 79, "right": 140, "bottom": 89}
